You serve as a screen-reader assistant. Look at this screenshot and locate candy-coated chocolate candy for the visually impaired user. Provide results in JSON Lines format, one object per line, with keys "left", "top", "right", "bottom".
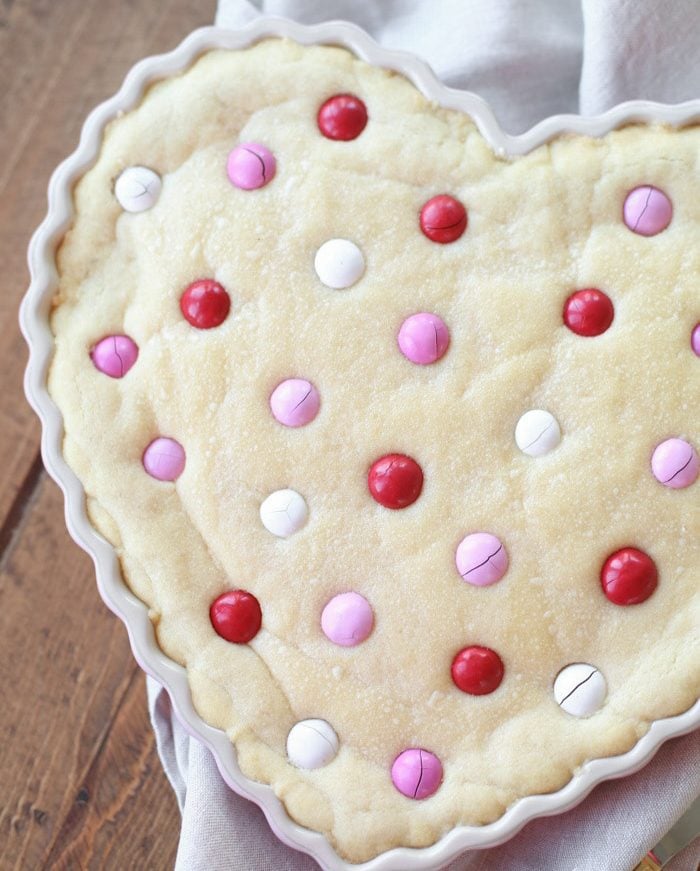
{"left": 259, "top": 489, "right": 309, "bottom": 537}
{"left": 286, "top": 719, "right": 339, "bottom": 769}
{"left": 317, "top": 94, "right": 368, "bottom": 141}
{"left": 455, "top": 532, "right": 508, "bottom": 586}
{"left": 226, "top": 142, "right": 276, "bottom": 190}
{"left": 554, "top": 663, "right": 606, "bottom": 717}
{"left": 90, "top": 335, "right": 138, "bottom": 378}
{"left": 368, "top": 454, "right": 423, "bottom": 509}
{"left": 515, "top": 409, "right": 561, "bottom": 457}
{"left": 114, "top": 166, "right": 161, "bottom": 212}
{"left": 651, "top": 438, "right": 698, "bottom": 489}
{"left": 451, "top": 646, "right": 504, "bottom": 695}
{"left": 691, "top": 323, "right": 700, "bottom": 357}
{"left": 563, "top": 289, "right": 614, "bottom": 337}
{"left": 180, "top": 279, "right": 231, "bottom": 329}
{"left": 419, "top": 195, "right": 467, "bottom": 243}
{"left": 398, "top": 313, "right": 450, "bottom": 365}
{"left": 142, "top": 437, "right": 185, "bottom": 481}
{"left": 321, "top": 592, "right": 374, "bottom": 647}
{"left": 601, "top": 547, "right": 658, "bottom": 605}
{"left": 210, "top": 589, "right": 262, "bottom": 643}
{"left": 269, "top": 379, "right": 320, "bottom": 428}
{"left": 314, "top": 239, "right": 365, "bottom": 289}
{"left": 623, "top": 185, "right": 672, "bottom": 236}
{"left": 391, "top": 748, "right": 443, "bottom": 799}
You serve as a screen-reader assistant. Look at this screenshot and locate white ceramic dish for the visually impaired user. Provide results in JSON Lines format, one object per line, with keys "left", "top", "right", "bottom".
{"left": 20, "top": 18, "right": 700, "bottom": 871}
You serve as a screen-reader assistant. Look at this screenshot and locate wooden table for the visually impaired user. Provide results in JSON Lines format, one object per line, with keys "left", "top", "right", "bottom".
{"left": 0, "top": 1, "right": 215, "bottom": 866}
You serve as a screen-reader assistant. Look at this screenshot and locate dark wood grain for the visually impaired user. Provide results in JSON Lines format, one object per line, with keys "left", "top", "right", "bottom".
{"left": 41, "top": 667, "right": 180, "bottom": 871}
{"left": 0, "top": 477, "right": 165, "bottom": 870}
{"left": 0, "top": 0, "right": 216, "bottom": 868}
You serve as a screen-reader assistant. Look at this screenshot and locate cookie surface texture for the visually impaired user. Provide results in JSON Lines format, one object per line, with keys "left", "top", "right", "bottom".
{"left": 49, "top": 39, "right": 700, "bottom": 862}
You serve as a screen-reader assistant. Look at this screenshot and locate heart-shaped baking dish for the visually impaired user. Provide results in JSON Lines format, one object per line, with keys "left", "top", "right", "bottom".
{"left": 21, "top": 18, "right": 700, "bottom": 871}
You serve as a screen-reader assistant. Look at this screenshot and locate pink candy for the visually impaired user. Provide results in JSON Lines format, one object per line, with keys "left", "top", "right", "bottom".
{"left": 455, "top": 532, "right": 509, "bottom": 586}
{"left": 397, "top": 313, "right": 450, "bottom": 365}
{"left": 270, "top": 379, "right": 320, "bottom": 428}
{"left": 91, "top": 335, "right": 138, "bottom": 378}
{"left": 321, "top": 593, "right": 374, "bottom": 647}
{"left": 623, "top": 185, "right": 672, "bottom": 236}
{"left": 651, "top": 438, "right": 698, "bottom": 489}
{"left": 691, "top": 323, "right": 700, "bottom": 357}
{"left": 391, "top": 748, "right": 443, "bottom": 799}
{"left": 227, "top": 142, "right": 276, "bottom": 190}
{"left": 142, "top": 437, "right": 186, "bottom": 481}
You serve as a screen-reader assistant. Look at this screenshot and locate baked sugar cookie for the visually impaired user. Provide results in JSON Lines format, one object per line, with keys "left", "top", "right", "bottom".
{"left": 48, "top": 38, "right": 699, "bottom": 863}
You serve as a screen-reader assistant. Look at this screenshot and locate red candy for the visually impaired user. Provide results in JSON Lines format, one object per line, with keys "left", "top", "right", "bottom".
{"left": 601, "top": 547, "right": 658, "bottom": 606}
{"left": 563, "top": 289, "right": 614, "bottom": 337}
{"left": 368, "top": 454, "right": 423, "bottom": 510}
{"left": 210, "top": 590, "right": 262, "bottom": 643}
{"left": 317, "top": 94, "right": 368, "bottom": 141}
{"left": 180, "top": 279, "right": 231, "bottom": 329}
{"left": 419, "top": 195, "right": 467, "bottom": 243}
{"left": 451, "top": 646, "right": 504, "bottom": 695}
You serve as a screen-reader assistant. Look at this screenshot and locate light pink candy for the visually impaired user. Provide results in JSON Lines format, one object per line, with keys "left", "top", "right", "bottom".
{"left": 455, "top": 532, "right": 509, "bottom": 586}
{"left": 321, "top": 593, "right": 374, "bottom": 647}
{"left": 91, "top": 335, "right": 138, "bottom": 378}
{"left": 227, "top": 142, "right": 276, "bottom": 190}
{"left": 397, "top": 313, "right": 450, "bottom": 365}
{"left": 623, "top": 186, "right": 672, "bottom": 236}
{"left": 651, "top": 438, "right": 698, "bottom": 489}
{"left": 143, "top": 437, "right": 186, "bottom": 481}
{"left": 391, "top": 748, "right": 443, "bottom": 800}
{"left": 270, "top": 379, "right": 320, "bottom": 428}
{"left": 691, "top": 323, "right": 700, "bottom": 357}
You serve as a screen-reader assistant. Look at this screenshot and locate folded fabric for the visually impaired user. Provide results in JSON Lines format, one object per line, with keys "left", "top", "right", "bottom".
{"left": 215, "top": 0, "right": 700, "bottom": 132}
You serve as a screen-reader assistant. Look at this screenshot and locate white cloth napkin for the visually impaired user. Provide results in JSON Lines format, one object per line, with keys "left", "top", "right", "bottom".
{"left": 214, "top": 0, "right": 700, "bottom": 132}
{"left": 149, "top": 2, "right": 700, "bottom": 868}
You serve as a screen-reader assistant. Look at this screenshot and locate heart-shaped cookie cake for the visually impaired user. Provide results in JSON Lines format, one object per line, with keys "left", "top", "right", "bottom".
{"left": 49, "top": 38, "right": 699, "bottom": 862}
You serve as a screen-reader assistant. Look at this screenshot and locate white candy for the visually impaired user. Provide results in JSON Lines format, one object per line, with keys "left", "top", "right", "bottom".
{"left": 259, "top": 489, "right": 308, "bottom": 538}
{"left": 554, "top": 663, "right": 607, "bottom": 718}
{"left": 515, "top": 409, "right": 561, "bottom": 457}
{"left": 286, "top": 718, "right": 339, "bottom": 769}
{"left": 114, "top": 165, "right": 162, "bottom": 212}
{"left": 314, "top": 239, "right": 365, "bottom": 289}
